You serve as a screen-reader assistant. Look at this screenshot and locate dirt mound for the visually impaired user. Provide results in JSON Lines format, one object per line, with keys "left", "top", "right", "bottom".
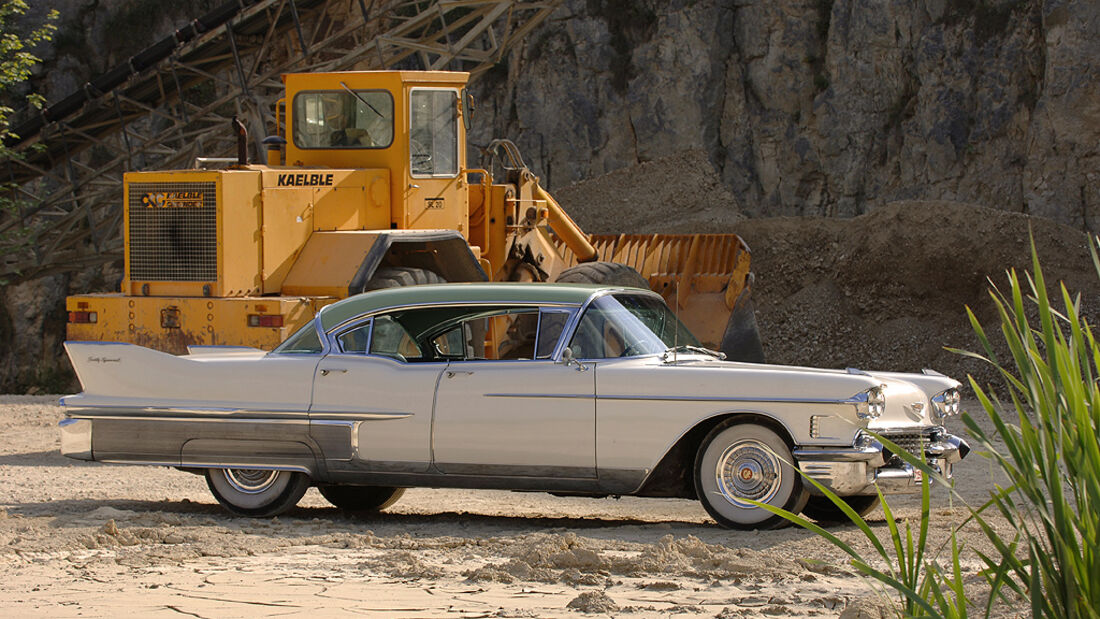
{"left": 558, "top": 154, "right": 1097, "bottom": 388}
{"left": 737, "top": 201, "right": 1097, "bottom": 388}
{"left": 554, "top": 150, "right": 744, "bottom": 234}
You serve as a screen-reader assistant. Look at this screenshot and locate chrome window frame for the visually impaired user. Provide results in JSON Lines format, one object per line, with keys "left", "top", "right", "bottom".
{"left": 318, "top": 300, "right": 584, "bottom": 364}
{"left": 535, "top": 307, "right": 576, "bottom": 360}
{"left": 332, "top": 317, "right": 375, "bottom": 355}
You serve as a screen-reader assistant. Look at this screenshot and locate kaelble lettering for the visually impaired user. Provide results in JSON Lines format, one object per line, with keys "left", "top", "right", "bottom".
{"left": 277, "top": 173, "right": 335, "bottom": 187}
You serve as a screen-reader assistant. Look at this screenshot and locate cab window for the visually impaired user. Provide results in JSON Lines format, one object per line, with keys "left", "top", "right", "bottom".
{"left": 410, "top": 89, "right": 458, "bottom": 176}
{"left": 292, "top": 90, "right": 394, "bottom": 149}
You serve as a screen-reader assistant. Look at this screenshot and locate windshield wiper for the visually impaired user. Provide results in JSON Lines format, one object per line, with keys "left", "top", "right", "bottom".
{"left": 340, "top": 81, "right": 385, "bottom": 118}
{"left": 662, "top": 345, "right": 726, "bottom": 361}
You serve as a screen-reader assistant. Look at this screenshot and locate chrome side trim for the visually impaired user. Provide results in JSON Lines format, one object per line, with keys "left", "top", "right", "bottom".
{"left": 486, "top": 393, "right": 866, "bottom": 405}
{"left": 181, "top": 463, "right": 314, "bottom": 475}
{"left": 67, "top": 414, "right": 309, "bottom": 425}
{"left": 310, "top": 412, "right": 413, "bottom": 421}
{"left": 98, "top": 460, "right": 179, "bottom": 467}
{"left": 65, "top": 404, "right": 308, "bottom": 417}
{"left": 485, "top": 393, "right": 591, "bottom": 399}
{"left": 59, "top": 418, "right": 93, "bottom": 460}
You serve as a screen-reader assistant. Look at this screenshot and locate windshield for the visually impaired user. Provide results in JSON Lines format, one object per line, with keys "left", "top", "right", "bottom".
{"left": 292, "top": 90, "right": 394, "bottom": 149}
{"left": 567, "top": 293, "right": 698, "bottom": 359}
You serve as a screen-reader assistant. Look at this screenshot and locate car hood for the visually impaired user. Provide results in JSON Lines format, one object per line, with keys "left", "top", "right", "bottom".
{"left": 653, "top": 355, "right": 960, "bottom": 429}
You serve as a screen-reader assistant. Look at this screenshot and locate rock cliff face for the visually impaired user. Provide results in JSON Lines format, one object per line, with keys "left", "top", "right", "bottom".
{"left": 3, "top": 0, "right": 1098, "bottom": 391}
{"left": 469, "top": 0, "right": 1098, "bottom": 228}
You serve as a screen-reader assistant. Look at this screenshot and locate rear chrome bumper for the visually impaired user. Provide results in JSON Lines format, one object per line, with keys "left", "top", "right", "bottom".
{"left": 59, "top": 418, "right": 93, "bottom": 460}
{"left": 794, "top": 429, "right": 970, "bottom": 496}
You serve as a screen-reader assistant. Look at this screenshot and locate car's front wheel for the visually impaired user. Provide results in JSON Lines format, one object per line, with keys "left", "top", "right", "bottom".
{"left": 694, "top": 420, "right": 808, "bottom": 529}
{"left": 205, "top": 468, "right": 310, "bottom": 517}
{"left": 319, "top": 485, "right": 405, "bottom": 513}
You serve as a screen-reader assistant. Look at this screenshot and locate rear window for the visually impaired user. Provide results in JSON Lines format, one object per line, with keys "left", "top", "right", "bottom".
{"left": 274, "top": 322, "right": 323, "bottom": 354}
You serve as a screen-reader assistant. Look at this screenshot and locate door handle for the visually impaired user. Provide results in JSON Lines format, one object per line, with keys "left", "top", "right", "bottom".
{"left": 446, "top": 370, "right": 474, "bottom": 378}
{"left": 320, "top": 368, "right": 347, "bottom": 376}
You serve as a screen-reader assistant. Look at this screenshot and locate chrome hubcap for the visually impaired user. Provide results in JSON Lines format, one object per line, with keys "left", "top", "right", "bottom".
{"left": 715, "top": 440, "right": 782, "bottom": 509}
{"left": 223, "top": 469, "right": 279, "bottom": 494}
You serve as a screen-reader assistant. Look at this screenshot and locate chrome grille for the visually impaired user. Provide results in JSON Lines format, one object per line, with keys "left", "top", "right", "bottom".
{"left": 880, "top": 431, "right": 929, "bottom": 459}
{"left": 128, "top": 182, "right": 217, "bottom": 281}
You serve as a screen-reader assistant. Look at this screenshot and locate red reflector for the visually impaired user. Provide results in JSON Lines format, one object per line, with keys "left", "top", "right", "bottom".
{"left": 68, "top": 311, "right": 97, "bottom": 324}
{"left": 248, "top": 314, "right": 284, "bottom": 328}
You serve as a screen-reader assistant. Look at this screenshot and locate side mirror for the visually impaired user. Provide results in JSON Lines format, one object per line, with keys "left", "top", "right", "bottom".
{"left": 559, "top": 347, "right": 587, "bottom": 372}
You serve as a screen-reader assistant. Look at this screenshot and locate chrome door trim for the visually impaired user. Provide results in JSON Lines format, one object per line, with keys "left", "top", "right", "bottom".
{"left": 311, "top": 412, "right": 413, "bottom": 422}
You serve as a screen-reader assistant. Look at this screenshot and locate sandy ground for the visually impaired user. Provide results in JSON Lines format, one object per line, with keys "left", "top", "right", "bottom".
{"left": 0, "top": 395, "right": 1019, "bottom": 618}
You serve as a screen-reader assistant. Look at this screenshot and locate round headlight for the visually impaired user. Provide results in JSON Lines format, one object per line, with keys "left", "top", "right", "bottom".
{"left": 854, "top": 386, "right": 886, "bottom": 419}
{"left": 932, "top": 388, "right": 961, "bottom": 418}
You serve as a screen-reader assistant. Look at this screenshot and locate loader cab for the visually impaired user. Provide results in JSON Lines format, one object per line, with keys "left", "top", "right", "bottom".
{"left": 281, "top": 71, "right": 470, "bottom": 235}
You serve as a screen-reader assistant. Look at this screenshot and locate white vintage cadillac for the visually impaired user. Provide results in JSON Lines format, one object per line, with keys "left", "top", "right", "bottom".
{"left": 60, "top": 283, "right": 968, "bottom": 529}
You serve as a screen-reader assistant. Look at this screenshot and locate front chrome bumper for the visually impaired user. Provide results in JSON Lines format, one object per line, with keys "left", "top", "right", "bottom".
{"left": 59, "top": 418, "right": 93, "bottom": 461}
{"left": 793, "top": 429, "right": 969, "bottom": 496}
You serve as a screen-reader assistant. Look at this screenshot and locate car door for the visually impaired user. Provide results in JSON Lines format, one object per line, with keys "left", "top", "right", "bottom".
{"left": 308, "top": 316, "right": 446, "bottom": 473}
{"left": 431, "top": 308, "right": 596, "bottom": 478}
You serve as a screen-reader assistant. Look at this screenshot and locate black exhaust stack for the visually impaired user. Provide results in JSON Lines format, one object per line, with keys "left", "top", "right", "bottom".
{"left": 232, "top": 116, "right": 248, "bottom": 165}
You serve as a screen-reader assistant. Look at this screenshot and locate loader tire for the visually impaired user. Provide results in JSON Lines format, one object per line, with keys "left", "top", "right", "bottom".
{"left": 361, "top": 266, "right": 445, "bottom": 292}
{"left": 494, "top": 262, "right": 650, "bottom": 359}
{"left": 554, "top": 262, "right": 649, "bottom": 289}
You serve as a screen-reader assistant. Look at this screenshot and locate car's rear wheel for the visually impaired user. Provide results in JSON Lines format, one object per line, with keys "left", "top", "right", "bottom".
{"left": 800, "top": 494, "right": 881, "bottom": 524}
{"left": 694, "top": 420, "right": 808, "bottom": 529}
{"left": 319, "top": 485, "right": 405, "bottom": 513}
{"left": 205, "top": 468, "right": 310, "bottom": 517}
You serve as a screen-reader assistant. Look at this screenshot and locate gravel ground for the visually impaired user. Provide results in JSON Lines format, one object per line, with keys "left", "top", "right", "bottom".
{"left": 1, "top": 395, "right": 1017, "bottom": 618}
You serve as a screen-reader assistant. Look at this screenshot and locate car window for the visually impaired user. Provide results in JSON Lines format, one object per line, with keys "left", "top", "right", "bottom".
{"left": 369, "top": 315, "right": 421, "bottom": 361}
{"left": 568, "top": 294, "right": 697, "bottom": 359}
{"left": 430, "top": 325, "right": 469, "bottom": 359}
{"left": 336, "top": 320, "right": 372, "bottom": 354}
{"left": 273, "top": 321, "right": 323, "bottom": 354}
{"left": 535, "top": 309, "right": 572, "bottom": 359}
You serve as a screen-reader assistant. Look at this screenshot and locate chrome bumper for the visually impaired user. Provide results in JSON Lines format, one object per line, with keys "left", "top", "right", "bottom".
{"left": 59, "top": 418, "right": 93, "bottom": 461}
{"left": 793, "top": 430, "right": 969, "bottom": 496}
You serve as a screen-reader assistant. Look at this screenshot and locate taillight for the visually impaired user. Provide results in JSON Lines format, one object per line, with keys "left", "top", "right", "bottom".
{"left": 69, "top": 311, "right": 97, "bottom": 324}
{"left": 248, "top": 314, "right": 284, "bottom": 328}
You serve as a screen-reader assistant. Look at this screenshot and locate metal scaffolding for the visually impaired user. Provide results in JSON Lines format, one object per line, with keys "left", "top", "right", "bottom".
{"left": 0, "top": 0, "right": 559, "bottom": 283}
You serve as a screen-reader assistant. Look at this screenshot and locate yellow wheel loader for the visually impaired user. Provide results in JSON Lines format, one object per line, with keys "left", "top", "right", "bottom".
{"left": 66, "top": 71, "right": 764, "bottom": 362}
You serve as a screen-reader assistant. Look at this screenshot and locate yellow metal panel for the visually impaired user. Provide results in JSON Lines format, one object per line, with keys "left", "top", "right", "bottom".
{"left": 218, "top": 170, "right": 264, "bottom": 296}
{"left": 66, "top": 294, "right": 337, "bottom": 354}
{"left": 311, "top": 169, "right": 390, "bottom": 231}
{"left": 259, "top": 185, "right": 314, "bottom": 294}
{"left": 280, "top": 231, "right": 384, "bottom": 297}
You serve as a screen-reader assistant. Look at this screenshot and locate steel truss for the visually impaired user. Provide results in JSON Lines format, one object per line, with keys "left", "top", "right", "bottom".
{"left": 0, "top": 0, "right": 559, "bottom": 282}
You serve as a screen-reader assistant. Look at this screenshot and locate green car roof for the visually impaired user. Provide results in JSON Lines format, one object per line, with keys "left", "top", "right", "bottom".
{"left": 317, "top": 282, "right": 625, "bottom": 331}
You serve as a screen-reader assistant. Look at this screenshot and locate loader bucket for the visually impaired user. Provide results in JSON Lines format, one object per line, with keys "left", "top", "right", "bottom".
{"left": 555, "top": 233, "right": 766, "bottom": 363}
